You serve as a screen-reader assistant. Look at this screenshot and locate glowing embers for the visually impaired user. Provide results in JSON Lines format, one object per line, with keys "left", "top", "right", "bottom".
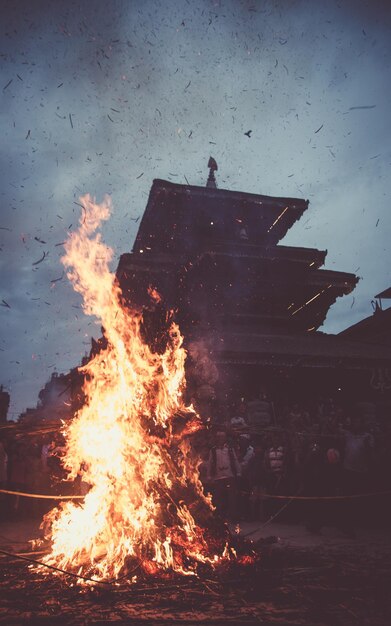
{"left": 39, "top": 194, "right": 230, "bottom": 584}
{"left": 267, "top": 206, "right": 289, "bottom": 233}
{"left": 290, "top": 285, "right": 333, "bottom": 317}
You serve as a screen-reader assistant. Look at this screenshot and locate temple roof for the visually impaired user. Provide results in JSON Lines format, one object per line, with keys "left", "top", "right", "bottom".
{"left": 133, "top": 179, "right": 309, "bottom": 253}
{"left": 117, "top": 176, "right": 359, "bottom": 335}
{"left": 193, "top": 243, "right": 327, "bottom": 269}
{"left": 206, "top": 330, "right": 391, "bottom": 369}
{"left": 117, "top": 248, "right": 357, "bottom": 331}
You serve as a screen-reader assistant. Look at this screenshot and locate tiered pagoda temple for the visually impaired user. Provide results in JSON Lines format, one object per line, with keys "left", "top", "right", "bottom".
{"left": 116, "top": 164, "right": 391, "bottom": 410}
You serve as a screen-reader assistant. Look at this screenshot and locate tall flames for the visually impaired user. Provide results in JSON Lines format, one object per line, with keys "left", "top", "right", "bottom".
{"left": 40, "top": 195, "right": 227, "bottom": 583}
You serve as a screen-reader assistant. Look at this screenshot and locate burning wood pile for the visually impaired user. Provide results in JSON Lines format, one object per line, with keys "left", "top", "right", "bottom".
{"left": 37, "top": 194, "right": 239, "bottom": 584}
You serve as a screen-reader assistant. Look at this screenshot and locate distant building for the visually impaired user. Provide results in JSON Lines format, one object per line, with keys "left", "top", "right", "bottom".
{"left": 340, "top": 288, "right": 391, "bottom": 348}
{"left": 18, "top": 369, "right": 84, "bottom": 426}
{"left": 339, "top": 288, "right": 391, "bottom": 396}
{"left": 0, "top": 385, "right": 10, "bottom": 423}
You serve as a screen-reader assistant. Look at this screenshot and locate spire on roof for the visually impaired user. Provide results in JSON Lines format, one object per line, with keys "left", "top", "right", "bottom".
{"left": 206, "top": 156, "right": 218, "bottom": 188}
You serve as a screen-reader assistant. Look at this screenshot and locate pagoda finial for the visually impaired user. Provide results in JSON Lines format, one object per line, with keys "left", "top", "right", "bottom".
{"left": 206, "top": 156, "right": 218, "bottom": 188}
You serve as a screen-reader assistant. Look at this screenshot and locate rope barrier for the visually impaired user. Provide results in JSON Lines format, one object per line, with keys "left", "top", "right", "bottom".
{"left": 253, "top": 489, "right": 391, "bottom": 501}
{"left": 244, "top": 425, "right": 358, "bottom": 439}
{"left": 242, "top": 497, "right": 297, "bottom": 536}
{"left": 0, "top": 488, "right": 84, "bottom": 500}
{"left": 1, "top": 487, "right": 391, "bottom": 501}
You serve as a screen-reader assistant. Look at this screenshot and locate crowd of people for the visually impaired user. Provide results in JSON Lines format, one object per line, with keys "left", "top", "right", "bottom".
{"left": 1, "top": 390, "right": 391, "bottom": 535}
{"left": 199, "top": 391, "right": 391, "bottom": 534}
{"left": 0, "top": 434, "right": 87, "bottom": 521}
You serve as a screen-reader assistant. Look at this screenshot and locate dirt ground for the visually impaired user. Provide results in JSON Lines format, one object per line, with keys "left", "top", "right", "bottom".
{"left": 1, "top": 517, "right": 391, "bottom": 625}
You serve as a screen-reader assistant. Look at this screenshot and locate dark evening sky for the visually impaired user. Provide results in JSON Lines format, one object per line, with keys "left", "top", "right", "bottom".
{"left": 1, "top": 0, "right": 390, "bottom": 420}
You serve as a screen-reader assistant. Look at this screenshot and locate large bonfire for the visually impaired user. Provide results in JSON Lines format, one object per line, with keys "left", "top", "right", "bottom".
{"left": 40, "top": 195, "right": 230, "bottom": 583}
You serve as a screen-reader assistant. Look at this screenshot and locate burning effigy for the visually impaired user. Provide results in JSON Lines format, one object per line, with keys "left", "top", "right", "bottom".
{"left": 38, "top": 194, "right": 234, "bottom": 584}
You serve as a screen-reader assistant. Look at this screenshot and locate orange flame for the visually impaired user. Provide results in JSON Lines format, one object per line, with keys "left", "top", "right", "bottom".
{"left": 40, "top": 194, "right": 227, "bottom": 583}
{"left": 147, "top": 285, "right": 162, "bottom": 303}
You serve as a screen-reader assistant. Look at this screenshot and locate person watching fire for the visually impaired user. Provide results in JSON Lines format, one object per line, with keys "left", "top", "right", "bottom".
{"left": 206, "top": 430, "right": 241, "bottom": 521}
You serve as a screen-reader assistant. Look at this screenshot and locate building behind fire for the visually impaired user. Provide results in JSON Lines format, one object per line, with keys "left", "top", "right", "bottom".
{"left": 116, "top": 163, "right": 391, "bottom": 418}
